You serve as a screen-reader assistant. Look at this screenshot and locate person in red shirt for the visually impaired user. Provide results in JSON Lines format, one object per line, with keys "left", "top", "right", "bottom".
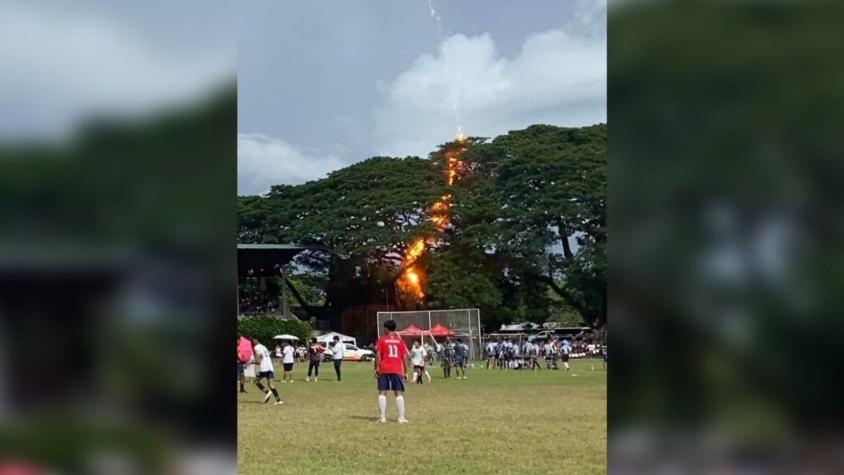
{"left": 374, "top": 319, "right": 411, "bottom": 423}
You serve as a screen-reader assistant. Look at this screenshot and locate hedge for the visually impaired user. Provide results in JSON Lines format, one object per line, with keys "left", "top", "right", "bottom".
{"left": 237, "top": 316, "right": 312, "bottom": 346}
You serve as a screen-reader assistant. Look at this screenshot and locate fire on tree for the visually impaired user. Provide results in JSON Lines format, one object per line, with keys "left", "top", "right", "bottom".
{"left": 395, "top": 131, "right": 467, "bottom": 306}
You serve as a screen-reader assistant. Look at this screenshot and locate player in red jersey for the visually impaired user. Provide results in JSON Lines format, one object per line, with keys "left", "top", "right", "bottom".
{"left": 374, "top": 319, "right": 412, "bottom": 423}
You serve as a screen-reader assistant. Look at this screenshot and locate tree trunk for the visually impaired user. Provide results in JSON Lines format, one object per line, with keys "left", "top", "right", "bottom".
{"left": 285, "top": 278, "right": 320, "bottom": 318}
{"left": 559, "top": 220, "right": 574, "bottom": 259}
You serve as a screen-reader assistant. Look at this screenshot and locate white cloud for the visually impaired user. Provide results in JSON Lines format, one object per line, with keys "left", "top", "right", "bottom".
{"left": 373, "top": 28, "right": 605, "bottom": 157}
{"left": 0, "top": 5, "right": 234, "bottom": 139}
{"left": 238, "top": 133, "right": 345, "bottom": 195}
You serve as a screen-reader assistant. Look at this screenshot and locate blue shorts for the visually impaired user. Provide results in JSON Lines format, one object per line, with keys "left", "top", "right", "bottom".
{"left": 257, "top": 370, "right": 274, "bottom": 380}
{"left": 455, "top": 357, "right": 466, "bottom": 367}
{"left": 377, "top": 373, "right": 405, "bottom": 392}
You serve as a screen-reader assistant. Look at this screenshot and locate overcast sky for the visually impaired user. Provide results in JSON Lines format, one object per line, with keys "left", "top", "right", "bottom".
{"left": 0, "top": 0, "right": 235, "bottom": 141}
{"left": 0, "top": 1, "right": 605, "bottom": 196}
{"left": 239, "top": 0, "right": 606, "bottom": 195}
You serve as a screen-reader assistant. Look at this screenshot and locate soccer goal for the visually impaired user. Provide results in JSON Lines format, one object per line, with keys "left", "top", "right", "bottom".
{"left": 376, "top": 308, "right": 483, "bottom": 360}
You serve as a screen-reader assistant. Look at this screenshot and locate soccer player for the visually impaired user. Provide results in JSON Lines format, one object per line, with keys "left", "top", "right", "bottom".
{"left": 331, "top": 335, "right": 344, "bottom": 381}
{"left": 602, "top": 345, "right": 608, "bottom": 370}
{"left": 528, "top": 341, "right": 541, "bottom": 370}
{"left": 306, "top": 338, "right": 323, "bottom": 381}
{"left": 504, "top": 338, "right": 514, "bottom": 370}
{"left": 543, "top": 338, "right": 556, "bottom": 370}
{"left": 281, "top": 340, "right": 295, "bottom": 383}
{"left": 496, "top": 338, "right": 506, "bottom": 369}
{"left": 560, "top": 339, "right": 572, "bottom": 371}
{"left": 374, "top": 320, "right": 411, "bottom": 423}
{"left": 423, "top": 342, "right": 435, "bottom": 371}
{"left": 410, "top": 340, "right": 427, "bottom": 384}
{"left": 441, "top": 336, "right": 455, "bottom": 378}
{"left": 453, "top": 338, "right": 468, "bottom": 379}
{"left": 251, "top": 338, "right": 282, "bottom": 405}
{"left": 485, "top": 339, "right": 496, "bottom": 369}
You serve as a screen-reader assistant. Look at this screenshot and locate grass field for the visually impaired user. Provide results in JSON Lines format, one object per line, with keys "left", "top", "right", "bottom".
{"left": 238, "top": 359, "right": 606, "bottom": 474}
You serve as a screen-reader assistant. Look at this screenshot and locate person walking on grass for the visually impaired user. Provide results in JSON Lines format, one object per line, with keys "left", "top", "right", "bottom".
{"left": 485, "top": 339, "right": 496, "bottom": 369}
{"left": 410, "top": 340, "right": 429, "bottom": 384}
{"left": 529, "top": 341, "right": 542, "bottom": 371}
{"left": 496, "top": 338, "right": 506, "bottom": 369}
{"left": 237, "top": 336, "right": 253, "bottom": 393}
{"left": 441, "top": 336, "right": 455, "bottom": 378}
{"left": 560, "top": 339, "right": 572, "bottom": 372}
{"left": 453, "top": 338, "right": 469, "bottom": 379}
{"left": 251, "top": 338, "right": 282, "bottom": 406}
{"left": 306, "top": 338, "right": 323, "bottom": 381}
{"left": 374, "top": 320, "right": 411, "bottom": 423}
{"left": 543, "top": 338, "right": 556, "bottom": 370}
{"left": 281, "top": 340, "right": 295, "bottom": 383}
{"left": 332, "top": 335, "right": 344, "bottom": 381}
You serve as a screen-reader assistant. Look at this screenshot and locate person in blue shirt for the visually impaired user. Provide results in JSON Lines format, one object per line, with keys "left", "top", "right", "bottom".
{"left": 453, "top": 338, "right": 469, "bottom": 380}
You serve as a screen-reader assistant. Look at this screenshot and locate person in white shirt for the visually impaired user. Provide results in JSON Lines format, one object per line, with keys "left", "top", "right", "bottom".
{"left": 485, "top": 340, "right": 496, "bottom": 369}
{"left": 409, "top": 340, "right": 431, "bottom": 384}
{"left": 527, "top": 341, "right": 541, "bottom": 371}
{"left": 332, "top": 336, "right": 344, "bottom": 381}
{"left": 543, "top": 339, "right": 558, "bottom": 370}
{"left": 281, "top": 340, "right": 296, "bottom": 383}
{"left": 251, "top": 338, "right": 282, "bottom": 405}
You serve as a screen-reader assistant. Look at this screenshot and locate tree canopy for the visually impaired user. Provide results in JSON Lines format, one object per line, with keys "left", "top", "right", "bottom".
{"left": 239, "top": 123, "right": 606, "bottom": 330}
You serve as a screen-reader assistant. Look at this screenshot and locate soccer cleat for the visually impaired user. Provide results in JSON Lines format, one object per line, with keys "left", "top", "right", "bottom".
{"left": 397, "top": 418, "right": 409, "bottom": 424}
{"left": 263, "top": 391, "right": 272, "bottom": 403}
{"left": 275, "top": 400, "right": 284, "bottom": 406}
{"left": 378, "top": 418, "right": 387, "bottom": 424}
{"left": 314, "top": 377, "right": 318, "bottom": 382}
{"left": 305, "top": 377, "right": 310, "bottom": 382}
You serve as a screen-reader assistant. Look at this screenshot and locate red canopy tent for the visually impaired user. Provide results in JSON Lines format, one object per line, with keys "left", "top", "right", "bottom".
{"left": 430, "top": 323, "right": 454, "bottom": 337}
{"left": 398, "top": 324, "right": 424, "bottom": 336}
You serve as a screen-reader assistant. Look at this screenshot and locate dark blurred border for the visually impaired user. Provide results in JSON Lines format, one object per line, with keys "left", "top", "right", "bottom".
{"left": 609, "top": 1, "right": 844, "bottom": 472}
{"left": 0, "top": 83, "right": 237, "bottom": 473}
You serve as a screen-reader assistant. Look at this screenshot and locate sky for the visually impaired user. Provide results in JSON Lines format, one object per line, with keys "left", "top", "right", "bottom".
{"left": 238, "top": 0, "right": 606, "bottom": 195}
{"left": 0, "top": 0, "right": 236, "bottom": 141}
{"left": 0, "top": 0, "right": 605, "bottom": 196}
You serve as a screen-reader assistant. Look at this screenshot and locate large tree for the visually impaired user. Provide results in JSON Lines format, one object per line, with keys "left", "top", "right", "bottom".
{"left": 238, "top": 124, "right": 607, "bottom": 329}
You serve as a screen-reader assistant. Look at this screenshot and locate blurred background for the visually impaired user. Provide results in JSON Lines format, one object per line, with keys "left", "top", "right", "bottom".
{"left": 609, "top": 0, "right": 844, "bottom": 472}
{"left": 0, "top": 1, "right": 236, "bottom": 474}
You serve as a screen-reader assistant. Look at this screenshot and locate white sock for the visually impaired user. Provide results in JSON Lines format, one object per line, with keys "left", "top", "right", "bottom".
{"left": 378, "top": 394, "right": 387, "bottom": 419}
{"left": 396, "top": 395, "right": 405, "bottom": 419}
{"left": 564, "top": 363, "right": 570, "bottom": 370}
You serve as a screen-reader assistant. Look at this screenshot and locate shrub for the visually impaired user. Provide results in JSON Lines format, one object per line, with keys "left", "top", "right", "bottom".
{"left": 237, "top": 316, "right": 312, "bottom": 346}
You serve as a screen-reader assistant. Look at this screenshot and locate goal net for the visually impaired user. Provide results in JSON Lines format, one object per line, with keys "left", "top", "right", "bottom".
{"left": 376, "top": 308, "right": 483, "bottom": 360}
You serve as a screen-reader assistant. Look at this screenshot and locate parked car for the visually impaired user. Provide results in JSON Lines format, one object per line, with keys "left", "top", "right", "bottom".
{"left": 323, "top": 343, "right": 375, "bottom": 362}
{"left": 527, "top": 327, "right": 591, "bottom": 342}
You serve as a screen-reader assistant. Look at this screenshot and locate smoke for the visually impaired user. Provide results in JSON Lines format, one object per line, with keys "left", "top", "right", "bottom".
{"left": 425, "top": 0, "right": 462, "bottom": 134}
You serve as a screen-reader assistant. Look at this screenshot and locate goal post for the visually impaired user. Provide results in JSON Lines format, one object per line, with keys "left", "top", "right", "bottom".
{"left": 376, "top": 308, "right": 483, "bottom": 360}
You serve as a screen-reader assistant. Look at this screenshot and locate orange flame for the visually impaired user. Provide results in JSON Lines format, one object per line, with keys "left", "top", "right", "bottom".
{"left": 397, "top": 129, "right": 466, "bottom": 304}
{"left": 406, "top": 238, "right": 426, "bottom": 261}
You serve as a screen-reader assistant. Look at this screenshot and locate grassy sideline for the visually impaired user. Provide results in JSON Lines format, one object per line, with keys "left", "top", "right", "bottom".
{"left": 238, "top": 359, "right": 606, "bottom": 474}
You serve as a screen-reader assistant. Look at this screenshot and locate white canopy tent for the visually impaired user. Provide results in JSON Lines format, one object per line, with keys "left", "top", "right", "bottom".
{"left": 315, "top": 331, "right": 357, "bottom": 347}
